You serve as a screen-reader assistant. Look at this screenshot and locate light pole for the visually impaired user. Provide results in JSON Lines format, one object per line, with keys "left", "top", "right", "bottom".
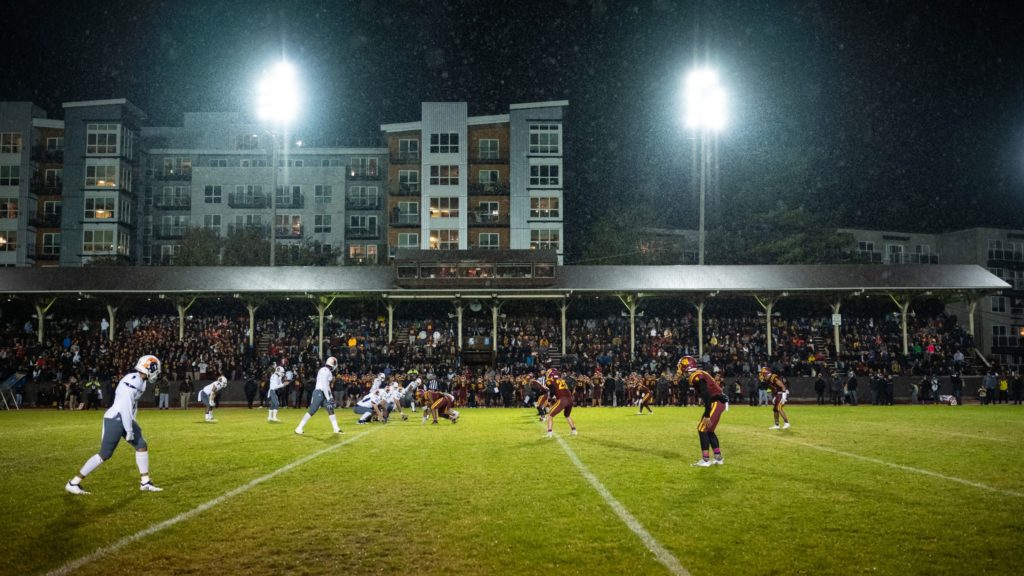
{"left": 684, "top": 67, "right": 726, "bottom": 265}
{"left": 256, "top": 60, "right": 300, "bottom": 266}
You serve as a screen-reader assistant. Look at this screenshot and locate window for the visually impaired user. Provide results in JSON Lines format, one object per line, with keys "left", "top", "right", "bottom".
{"left": 430, "top": 133, "right": 459, "bottom": 153}
{"left": 208, "top": 158, "right": 228, "bottom": 167}
{"left": 278, "top": 159, "right": 303, "bottom": 167}
{"left": 399, "top": 170, "right": 420, "bottom": 192}
{"left": 162, "top": 157, "right": 192, "bottom": 177}
{"left": 84, "top": 197, "right": 115, "bottom": 219}
{"left": 529, "top": 162, "right": 560, "bottom": 187}
{"left": 399, "top": 139, "right": 419, "bottom": 161}
{"left": 44, "top": 168, "right": 62, "bottom": 186}
{"left": 992, "top": 296, "right": 1007, "bottom": 313}
{"left": 479, "top": 170, "right": 499, "bottom": 185}
{"left": 314, "top": 215, "right": 332, "bottom": 233}
{"left": 46, "top": 137, "right": 64, "bottom": 151}
{"left": 83, "top": 229, "right": 114, "bottom": 252}
{"left": 397, "top": 233, "right": 419, "bottom": 248}
{"left": 348, "top": 215, "right": 378, "bottom": 237}
{"left": 315, "top": 185, "right": 333, "bottom": 204}
{"left": 204, "top": 185, "right": 222, "bottom": 204}
{"left": 429, "top": 229, "right": 459, "bottom": 250}
{"left": 85, "top": 163, "right": 117, "bottom": 188}
{"left": 529, "top": 123, "right": 561, "bottom": 154}
{"left": 0, "top": 198, "right": 17, "bottom": 219}
{"left": 241, "top": 158, "right": 268, "bottom": 167}
{"left": 476, "top": 201, "right": 499, "bottom": 224}
{"left": 395, "top": 201, "right": 419, "bottom": 224}
{"left": 530, "top": 197, "right": 560, "bottom": 218}
{"left": 886, "top": 244, "right": 905, "bottom": 264}
{"left": 348, "top": 244, "right": 378, "bottom": 264}
{"left": 321, "top": 158, "right": 343, "bottom": 167}
{"left": 347, "top": 186, "right": 380, "bottom": 209}
{"left": 530, "top": 229, "right": 560, "bottom": 251}
{"left": 349, "top": 157, "right": 378, "bottom": 177}
{"left": 276, "top": 185, "right": 301, "bottom": 208}
{"left": 159, "top": 244, "right": 181, "bottom": 263}
{"left": 430, "top": 197, "right": 459, "bottom": 218}
{"left": 86, "top": 123, "right": 119, "bottom": 155}
{"left": 0, "top": 133, "right": 22, "bottom": 154}
{"left": 0, "top": 230, "right": 16, "bottom": 251}
{"left": 429, "top": 165, "right": 459, "bottom": 186}
{"left": 203, "top": 215, "right": 221, "bottom": 231}
{"left": 0, "top": 165, "right": 20, "bottom": 186}
{"left": 42, "top": 233, "right": 60, "bottom": 256}
{"left": 479, "top": 139, "right": 499, "bottom": 160}
{"left": 478, "top": 232, "right": 499, "bottom": 249}
{"left": 43, "top": 200, "right": 61, "bottom": 217}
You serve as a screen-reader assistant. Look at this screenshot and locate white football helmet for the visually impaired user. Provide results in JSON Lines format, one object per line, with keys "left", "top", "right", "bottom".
{"left": 326, "top": 356, "right": 338, "bottom": 370}
{"left": 135, "top": 355, "right": 161, "bottom": 379}
{"left": 216, "top": 375, "right": 228, "bottom": 387}
{"left": 275, "top": 366, "right": 285, "bottom": 376}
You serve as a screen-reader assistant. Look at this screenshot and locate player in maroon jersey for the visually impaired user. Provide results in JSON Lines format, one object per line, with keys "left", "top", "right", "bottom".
{"left": 760, "top": 366, "right": 791, "bottom": 430}
{"left": 678, "top": 355, "right": 728, "bottom": 466}
{"left": 635, "top": 373, "right": 654, "bottom": 415}
{"left": 545, "top": 368, "right": 577, "bottom": 438}
{"left": 418, "top": 389, "right": 460, "bottom": 424}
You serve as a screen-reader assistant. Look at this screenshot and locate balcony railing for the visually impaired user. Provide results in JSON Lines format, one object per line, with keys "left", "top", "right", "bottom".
{"left": 389, "top": 152, "right": 421, "bottom": 164}
{"left": 468, "top": 211, "right": 509, "bottom": 226}
{"left": 152, "top": 170, "right": 193, "bottom": 181}
{"left": 34, "top": 247, "right": 59, "bottom": 260}
{"left": 345, "top": 226, "right": 380, "bottom": 239}
{"left": 28, "top": 211, "right": 61, "bottom": 228}
{"left": 154, "top": 225, "right": 187, "bottom": 239}
{"left": 227, "top": 223, "right": 269, "bottom": 236}
{"left": 227, "top": 192, "right": 269, "bottom": 209}
{"left": 275, "top": 193, "right": 305, "bottom": 209}
{"left": 153, "top": 197, "right": 192, "bottom": 210}
{"left": 30, "top": 178, "right": 62, "bottom": 196}
{"left": 469, "top": 153, "right": 509, "bottom": 164}
{"left": 275, "top": 225, "right": 304, "bottom": 239}
{"left": 30, "top": 146, "right": 63, "bottom": 163}
{"left": 346, "top": 170, "right": 383, "bottom": 181}
{"left": 468, "top": 182, "right": 509, "bottom": 195}
{"left": 389, "top": 183, "right": 421, "bottom": 196}
{"left": 346, "top": 199, "right": 382, "bottom": 210}
{"left": 389, "top": 213, "right": 420, "bottom": 226}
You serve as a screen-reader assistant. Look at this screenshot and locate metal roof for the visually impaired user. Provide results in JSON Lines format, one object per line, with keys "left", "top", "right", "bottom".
{"left": 0, "top": 264, "right": 1007, "bottom": 298}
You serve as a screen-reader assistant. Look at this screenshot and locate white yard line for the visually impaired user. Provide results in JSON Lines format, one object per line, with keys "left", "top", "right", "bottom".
{"left": 553, "top": 433, "right": 691, "bottom": 576}
{"left": 760, "top": 433, "right": 1024, "bottom": 498}
{"left": 48, "top": 430, "right": 375, "bottom": 576}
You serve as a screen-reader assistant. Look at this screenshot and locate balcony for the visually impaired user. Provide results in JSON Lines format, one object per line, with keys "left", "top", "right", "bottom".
{"left": 153, "top": 197, "right": 191, "bottom": 210}
{"left": 275, "top": 192, "right": 305, "bottom": 210}
{"left": 30, "top": 146, "right": 63, "bottom": 163}
{"left": 909, "top": 253, "right": 940, "bottom": 264}
{"left": 154, "top": 224, "right": 187, "bottom": 239}
{"left": 468, "top": 182, "right": 509, "bottom": 196}
{"left": 390, "top": 152, "right": 420, "bottom": 164}
{"left": 227, "top": 223, "right": 268, "bottom": 236}
{"left": 346, "top": 199, "right": 382, "bottom": 211}
{"left": 275, "top": 225, "right": 304, "bottom": 240}
{"left": 469, "top": 153, "right": 509, "bottom": 164}
{"left": 345, "top": 226, "right": 380, "bottom": 239}
{"left": 468, "top": 211, "right": 509, "bottom": 226}
{"left": 152, "top": 170, "right": 193, "bottom": 182}
{"left": 346, "top": 170, "right": 383, "bottom": 181}
{"left": 28, "top": 211, "right": 61, "bottom": 228}
{"left": 30, "top": 178, "right": 62, "bottom": 196}
{"left": 389, "top": 183, "right": 421, "bottom": 196}
{"left": 228, "top": 192, "right": 269, "bottom": 209}
{"left": 34, "top": 247, "right": 59, "bottom": 261}
{"left": 389, "top": 213, "right": 420, "bottom": 227}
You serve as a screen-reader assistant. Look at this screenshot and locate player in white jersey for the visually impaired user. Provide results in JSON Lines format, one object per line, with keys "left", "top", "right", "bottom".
{"left": 295, "top": 357, "right": 342, "bottom": 435}
{"left": 65, "top": 355, "right": 164, "bottom": 495}
{"left": 405, "top": 377, "right": 422, "bottom": 412}
{"left": 384, "top": 382, "right": 408, "bottom": 421}
{"left": 267, "top": 365, "right": 286, "bottom": 422}
{"left": 198, "top": 376, "right": 228, "bottom": 422}
{"left": 354, "top": 388, "right": 385, "bottom": 424}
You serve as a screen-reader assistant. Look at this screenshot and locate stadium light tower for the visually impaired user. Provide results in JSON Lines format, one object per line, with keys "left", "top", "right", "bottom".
{"left": 256, "top": 60, "right": 300, "bottom": 266}
{"left": 683, "top": 66, "right": 727, "bottom": 265}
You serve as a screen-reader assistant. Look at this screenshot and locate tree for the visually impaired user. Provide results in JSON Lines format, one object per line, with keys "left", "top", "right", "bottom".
{"left": 222, "top": 226, "right": 270, "bottom": 266}
{"left": 275, "top": 240, "right": 339, "bottom": 266}
{"left": 176, "top": 227, "right": 221, "bottom": 266}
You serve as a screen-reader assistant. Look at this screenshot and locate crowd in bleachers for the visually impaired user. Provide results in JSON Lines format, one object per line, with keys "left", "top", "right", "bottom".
{"left": 0, "top": 300, "right": 983, "bottom": 408}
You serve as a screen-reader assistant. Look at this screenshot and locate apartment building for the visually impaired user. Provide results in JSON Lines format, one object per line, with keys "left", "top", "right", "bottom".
{"left": 381, "top": 100, "right": 567, "bottom": 263}
{"left": 0, "top": 102, "right": 64, "bottom": 267}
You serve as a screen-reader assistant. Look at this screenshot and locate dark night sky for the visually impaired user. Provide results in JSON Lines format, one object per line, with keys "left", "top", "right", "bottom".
{"left": 5, "top": 0, "right": 1024, "bottom": 260}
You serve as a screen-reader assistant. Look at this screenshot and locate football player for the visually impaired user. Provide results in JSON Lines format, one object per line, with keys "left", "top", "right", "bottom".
{"left": 635, "top": 373, "right": 654, "bottom": 415}
{"left": 295, "top": 357, "right": 342, "bottom": 435}
{"left": 354, "top": 387, "right": 385, "bottom": 424}
{"left": 420, "top": 389, "right": 460, "bottom": 424}
{"left": 760, "top": 366, "right": 791, "bottom": 430}
{"left": 65, "top": 355, "right": 164, "bottom": 494}
{"left": 267, "top": 365, "right": 286, "bottom": 422}
{"left": 198, "top": 375, "right": 228, "bottom": 422}
{"left": 678, "top": 356, "right": 728, "bottom": 467}
{"left": 544, "top": 368, "right": 577, "bottom": 438}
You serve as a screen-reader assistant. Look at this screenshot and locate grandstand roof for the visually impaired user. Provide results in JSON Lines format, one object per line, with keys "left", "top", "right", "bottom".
{"left": 0, "top": 264, "right": 1007, "bottom": 299}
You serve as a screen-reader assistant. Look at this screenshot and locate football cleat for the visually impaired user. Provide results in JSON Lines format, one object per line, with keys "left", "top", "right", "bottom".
{"left": 546, "top": 431, "right": 553, "bottom": 438}
{"left": 782, "top": 422, "right": 791, "bottom": 429}
{"left": 140, "top": 481, "right": 163, "bottom": 492}
{"left": 401, "top": 414, "right": 409, "bottom": 421}
{"left": 712, "top": 458, "right": 724, "bottom": 466}
{"left": 570, "top": 429, "right": 578, "bottom": 436}
{"left": 294, "top": 428, "right": 304, "bottom": 435}
{"left": 65, "top": 481, "right": 90, "bottom": 495}
{"left": 769, "top": 425, "right": 780, "bottom": 430}
{"left": 692, "top": 459, "right": 713, "bottom": 468}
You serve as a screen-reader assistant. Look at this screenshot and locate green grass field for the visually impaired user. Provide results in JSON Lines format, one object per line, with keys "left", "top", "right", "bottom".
{"left": 1, "top": 403, "right": 1022, "bottom": 576}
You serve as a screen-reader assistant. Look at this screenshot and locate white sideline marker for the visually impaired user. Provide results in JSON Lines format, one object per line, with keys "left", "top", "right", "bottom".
{"left": 48, "top": 430, "right": 376, "bottom": 576}
{"left": 763, "top": 434, "right": 1024, "bottom": 498}
{"left": 553, "top": 434, "right": 691, "bottom": 576}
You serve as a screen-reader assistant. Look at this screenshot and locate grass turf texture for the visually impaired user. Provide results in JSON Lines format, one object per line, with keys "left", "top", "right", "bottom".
{"left": 1, "top": 405, "right": 1022, "bottom": 576}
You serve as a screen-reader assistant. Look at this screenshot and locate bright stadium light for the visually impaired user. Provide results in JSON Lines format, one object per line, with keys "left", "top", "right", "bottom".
{"left": 683, "top": 66, "right": 727, "bottom": 265}
{"left": 255, "top": 59, "right": 301, "bottom": 266}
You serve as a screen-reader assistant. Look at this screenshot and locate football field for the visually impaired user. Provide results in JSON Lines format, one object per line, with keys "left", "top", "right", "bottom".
{"left": 1, "top": 404, "right": 1021, "bottom": 576}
